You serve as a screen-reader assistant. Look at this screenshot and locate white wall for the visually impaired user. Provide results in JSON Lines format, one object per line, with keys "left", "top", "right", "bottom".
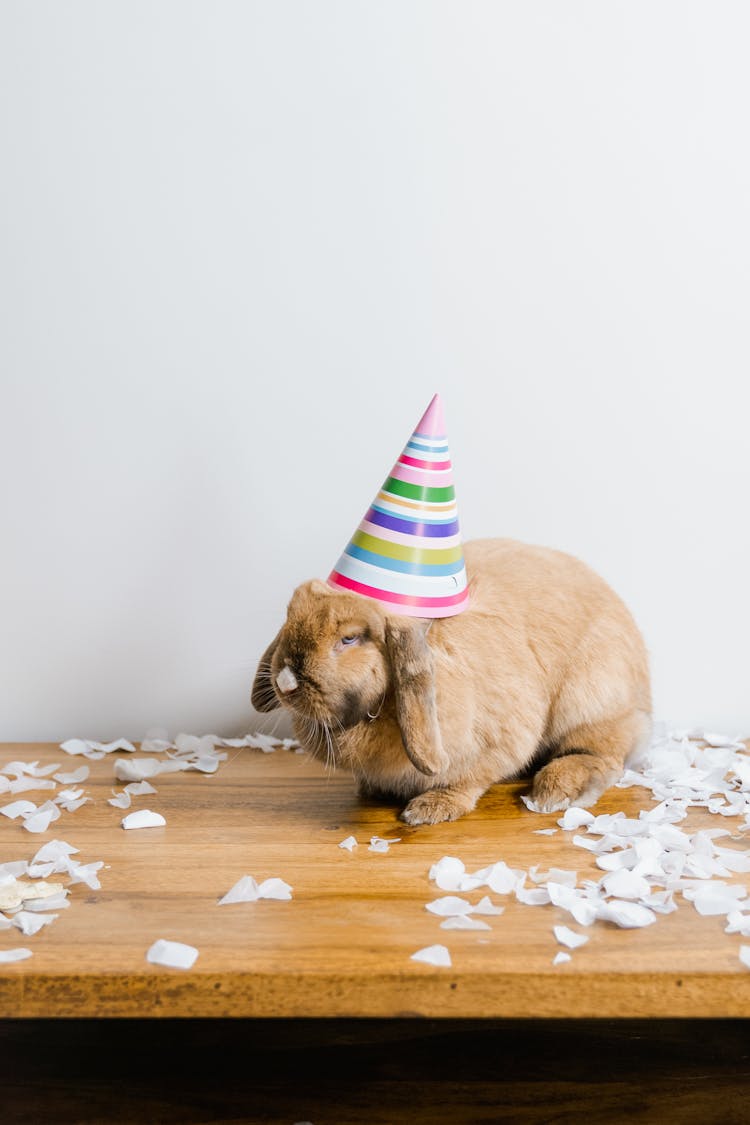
{"left": 1, "top": 1, "right": 748, "bottom": 742}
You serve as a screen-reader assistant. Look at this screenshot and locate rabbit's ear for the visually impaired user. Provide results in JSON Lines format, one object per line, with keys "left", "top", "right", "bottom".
{"left": 251, "top": 630, "right": 283, "bottom": 713}
{"left": 385, "top": 619, "right": 448, "bottom": 777}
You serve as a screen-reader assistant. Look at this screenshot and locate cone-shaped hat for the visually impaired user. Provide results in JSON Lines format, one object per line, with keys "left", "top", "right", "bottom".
{"left": 327, "top": 394, "right": 469, "bottom": 618}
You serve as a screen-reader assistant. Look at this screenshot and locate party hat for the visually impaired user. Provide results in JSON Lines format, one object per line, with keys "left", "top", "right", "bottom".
{"left": 327, "top": 393, "right": 469, "bottom": 618}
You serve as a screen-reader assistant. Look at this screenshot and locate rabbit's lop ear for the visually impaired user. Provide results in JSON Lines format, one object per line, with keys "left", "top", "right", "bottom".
{"left": 251, "top": 630, "right": 283, "bottom": 713}
{"left": 385, "top": 619, "right": 448, "bottom": 777}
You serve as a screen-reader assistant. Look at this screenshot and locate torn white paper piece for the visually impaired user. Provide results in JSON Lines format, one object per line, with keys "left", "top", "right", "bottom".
{"left": 124, "top": 780, "right": 157, "bottom": 796}
{"left": 553, "top": 951, "right": 572, "bottom": 965}
{"left": 146, "top": 939, "right": 198, "bottom": 970}
{"left": 218, "top": 876, "right": 260, "bottom": 904}
{"left": 121, "top": 809, "right": 166, "bottom": 830}
{"left": 114, "top": 758, "right": 186, "bottom": 782}
{"left": 1, "top": 761, "right": 59, "bottom": 779}
{"left": 683, "top": 883, "right": 747, "bottom": 917}
{"left": 600, "top": 869, "right": 652, "bottom": 901}
{"left": 440, "top": 915, "right": 492, "bottom": 931}
{"left": 534, "top": 828, "right": 558, "bottom": 836}
{"left": 470, "top": 896, "right": 505, "bottom": 916}
{"left": 218, "top": 875, "right": 292, "bottom": 904}
{"left": 725, "top": 911, "right": 750, "bottom": 937}
{"left": 0, "top": 860, "right": 28, "bottom": 878}
{"left": 429, "top": 856, "right": 466, "bottom": 892}
{"left": 0, "top": 947, "right": 33, "bottom": 963}
{"left": 516, "top": 883, "right": 551, "bottom": 906}
{"left": 558, "top": 807, "right": 595, "bottom": 831}
{"left": 53, "top": 766, "right": 89, "bottom": 786}
{"left": 23, "top": 891, "right": 70, "bottom": 912}
{"left": 597, "top": 899, "right": 657, "bottom": 928}
{"left": 11, "top": 911, "right": 59, "bottom": 937}
{"left": 32, "top": 840, "right": 79, "bottom": 864}
{"left": 489, "top": 861, "right": 525, "bottom": 895}
{"left": 60, "top": 739, "right": 93, "bottom": 757}
{"left": 0, "top": 800, "right": 37, "bottom": 820}
{"left": 410, "top": 944, "right": 452, "bottom": 967}
{"left": 338, "top": 836, "right": 357, "bottom": 851}
{"left": 67, "top": 861, "right": 104, "bottom": 890}
{"left": 23, "top": 805, "right": 62, "bottom": 834}
{"left": 368, "top": 836, "right": 401, "bottom": 854}
{"left": 55, "top": 793, "right": 90, "bottom": 814}
{"left": 553, "top": 925, "right": 589, "bottom": 950}
{"left": 108, "top": 791, "right": 132, "bottom": 809}
{"left": 0, "top": 879, "right": 60, "bottom": 911}
{"left": 529, "top": 866, "right": 577, "bottom": 887}
{"left": 257, "top": 877, "right": 293, "bottom": 900}
{"left": 425, "top": 895, "right": 473, "bottom": 917}
{"left": 6, "top": 776, "right": 56, "bottom": 795}
{"left": 547, "top": 883, "right": 598, "bottom": 926}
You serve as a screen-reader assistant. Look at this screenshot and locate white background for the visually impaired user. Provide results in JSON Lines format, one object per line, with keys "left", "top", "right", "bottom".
{"left": 1, "top": 2, "right": 748, "bottom": 742}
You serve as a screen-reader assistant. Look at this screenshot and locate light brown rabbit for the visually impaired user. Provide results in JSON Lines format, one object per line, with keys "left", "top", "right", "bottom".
{"left": 251, "top": 538, "right": 651, "bottom": 824}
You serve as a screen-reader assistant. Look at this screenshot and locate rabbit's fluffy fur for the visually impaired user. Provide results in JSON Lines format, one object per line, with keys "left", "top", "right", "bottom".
{"left": 252, "top": 538, "right": 651, "bottom": 824}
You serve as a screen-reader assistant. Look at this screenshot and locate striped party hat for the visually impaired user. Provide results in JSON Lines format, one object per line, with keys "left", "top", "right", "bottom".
{"left": 327, "top": 393, "right": 469, "bottom": 618}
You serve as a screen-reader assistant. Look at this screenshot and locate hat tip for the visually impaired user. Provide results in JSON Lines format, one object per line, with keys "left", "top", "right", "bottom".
{"left": 416, "top": 393, "right": 446, "bottom": 438}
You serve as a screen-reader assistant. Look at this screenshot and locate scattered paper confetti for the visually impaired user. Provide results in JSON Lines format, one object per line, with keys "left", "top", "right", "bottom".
{"left": 425, "top": 895, "right": 473, "bottom": 917}
{"left": 470, "top": 896, "right": 505, "bottom": 916}
{"left": 440, "top": 915, "right": 492, "bottom": 931}
{"left": 0, "top": 948, "right": 33, "bottom": 963}
{"left": 23, "top": 891, "right": 70, "bottom": 912}
{"left": 53, "top": 765, "right": 90, "bottom": 785}
{"left": 115, "top": 759, "right": 185, "bottom": 782}
{"left": 121, "top": 809, "right": 166, "bottom": 830}
{"left": 125, "top": 780, "right": 157, "bottom": 796}
{"left": 0, "top": 879, "right": 64, "bottom": 911}
{"left": 558, "top": 807, "right": 595, "bottom": 830}
{"left": 146, "top": 939, "right": 198, "bottom": 970}
{"left": 740, "top": 946, "right": 750, "bottom": 970}
{"left": 0, "top": 800, "right": 37, "bottom": 820}
{"left": 411, "top": 944, "right": 452, "bottom": 967}
{"left": 553, "top": 924, "right": 589, "bottom": 950}
{"left": 368, "top": 836, "right": 401, "bottom": 854}
{"left": 217, "top": 875, "right": 293, "bottom": 904}
{"left": 429, "top": 856, "right": 466, "bottom": 891}
{"left": 553, "top": 951, "right": 572, "bottom": 966}
{"left": 338, "top": 836, "right": 357, "bottom": 851}
{"left": 23, "top": 804, "right": 62, "bottom": 834}
{"left": 596, "top": 900, "right": 656, "bottom": 929}
{"left": 67, "top": 860, "right": 104, "bottom": 890}
{"left": 11, "top": 911, "right": 59, "bottom": 937}
{"left": 32, "top": 840, "right": 79, "bottom": 864}
{"left": 108, "top": 791, "right": 132, "bottom": 810}
{"left": 257, "top": 877, "right": 293, "bottom": 900}
{"left": 218, "top": 875, "right": 259, "bottom": 904}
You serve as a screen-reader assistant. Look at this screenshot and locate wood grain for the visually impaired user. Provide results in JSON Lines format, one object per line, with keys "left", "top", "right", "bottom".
{"left": 2, "top": 741, "right": 750, "bottom": 1018}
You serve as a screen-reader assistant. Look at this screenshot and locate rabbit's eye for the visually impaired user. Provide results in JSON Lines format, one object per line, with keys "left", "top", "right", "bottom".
{"left": 341, "top": 634, "right": 360, "bottom": 646}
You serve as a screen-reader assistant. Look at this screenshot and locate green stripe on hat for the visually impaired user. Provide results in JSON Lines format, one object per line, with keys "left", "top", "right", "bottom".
{"left": 382, "top": 476, "right": 456, "bottom": 503}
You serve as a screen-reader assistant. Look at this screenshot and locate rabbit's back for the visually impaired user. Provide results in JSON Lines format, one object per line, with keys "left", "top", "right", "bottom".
{"left": 429, "top": 538, "right": 650, "bottom": 778}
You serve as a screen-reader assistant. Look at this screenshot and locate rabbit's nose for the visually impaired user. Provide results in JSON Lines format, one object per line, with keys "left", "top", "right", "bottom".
{"left": 276, "top": 666, "right": 298, "bottom": 694}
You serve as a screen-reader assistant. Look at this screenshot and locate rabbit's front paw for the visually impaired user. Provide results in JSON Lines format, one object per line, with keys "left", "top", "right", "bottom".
{"left": 400, "top": 785, "right": 481, "bottom": 826}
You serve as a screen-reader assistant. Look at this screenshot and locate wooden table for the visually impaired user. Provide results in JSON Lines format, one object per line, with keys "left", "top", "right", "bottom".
{"left": 2, "top": 740, "right": 750, "bottom": 1020}
{"left": 4, "top": 741, "right": 750, "bottom": 1124}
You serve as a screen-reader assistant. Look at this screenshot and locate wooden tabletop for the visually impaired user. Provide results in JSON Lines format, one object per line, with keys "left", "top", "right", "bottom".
{"left": 2, "top": 740, "right": 750, "bottom": 1019}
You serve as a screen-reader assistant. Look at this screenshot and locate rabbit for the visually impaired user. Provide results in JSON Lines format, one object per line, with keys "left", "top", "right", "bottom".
{"left": 251, "top": 538, "right": 652, "bottom": 825}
